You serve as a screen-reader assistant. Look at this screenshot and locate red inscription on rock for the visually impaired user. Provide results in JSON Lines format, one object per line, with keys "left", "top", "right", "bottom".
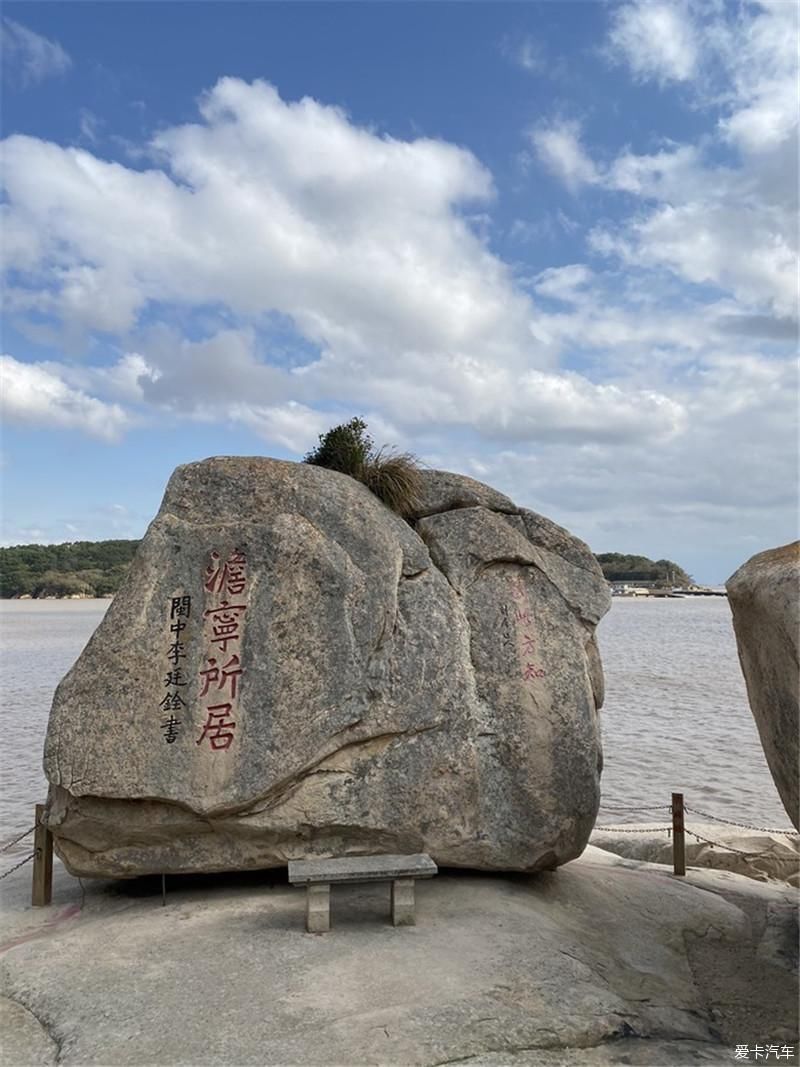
{"left": 196, "top": 705, "right": 237, "bottom": 750}
{"left": 204, "top": 602, "right": 247, "bottom": 653}
{"left": 199, "top": 654, "right": 243, "bottom": 699}
{"left": 204, "top": 550, "right": 247, "bottom": 597}
{"left": 523, "top": 662, "right": 546, "bottom": 681}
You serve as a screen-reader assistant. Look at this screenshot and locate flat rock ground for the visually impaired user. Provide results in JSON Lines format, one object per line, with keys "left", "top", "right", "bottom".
{"left": 0, "top": 847, "right": 797, "bottom": 1067}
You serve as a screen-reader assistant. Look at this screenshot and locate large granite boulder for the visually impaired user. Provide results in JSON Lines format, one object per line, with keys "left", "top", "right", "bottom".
{"left": 727, "top": 542, "right": 800, "bottom": 830}
{"left": 44, "top": 458, "right": 611, "bottom": 877}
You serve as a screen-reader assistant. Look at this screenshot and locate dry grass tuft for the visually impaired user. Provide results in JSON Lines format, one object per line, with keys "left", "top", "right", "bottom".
{"left": 363, "top": 449, "right": 424, "bottom": 517}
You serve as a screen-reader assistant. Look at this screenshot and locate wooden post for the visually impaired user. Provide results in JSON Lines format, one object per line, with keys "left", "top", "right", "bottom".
{"left": 32, "top": 803, "right": 53, "bottom": 906}
{"left": 672, "top": 792, "right": 686, "bottom": 876}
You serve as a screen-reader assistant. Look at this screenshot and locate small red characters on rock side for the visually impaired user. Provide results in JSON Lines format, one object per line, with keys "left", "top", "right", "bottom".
{"left": 523, "top": 662, "right": 546, "bottom": 680}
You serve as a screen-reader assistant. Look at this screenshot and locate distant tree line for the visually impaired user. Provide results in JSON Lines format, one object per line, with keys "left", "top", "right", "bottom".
{"left": 1, "top": 540, "right": 693, "bottom": 598}
{"left": 596, "top": 553, "right": 692, "bottom": 587}
{"left": 0, "top": 540, "right": 140, "bottom": 598}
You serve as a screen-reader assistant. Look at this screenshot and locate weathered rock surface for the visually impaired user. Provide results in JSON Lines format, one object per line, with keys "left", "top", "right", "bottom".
{"left": 0, "top": 849, "right": 797, "bottom": 1065}
{"left": 0, "top": 997, "right": 58, "bottom": 1066}
{"left": 44, "top": 457, "right": 610, "bottom": 877}
{"left": 592, "top": 824, "right": 800, "bottom": 886}
{"left": 727, "top": 542, "right": 800, "bottom": 830}
{"left": 410, "top": 468, "right": 518, "bottom": 519}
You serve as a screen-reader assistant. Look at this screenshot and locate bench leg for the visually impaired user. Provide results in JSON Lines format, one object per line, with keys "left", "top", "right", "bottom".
{"left": 391, "top": 878, "right": 415, "bottom": 926}
{"left": 306, "top": 883, "right": 330, "bottom": 933}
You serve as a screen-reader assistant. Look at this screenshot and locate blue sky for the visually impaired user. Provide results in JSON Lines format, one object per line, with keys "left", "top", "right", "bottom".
{"left": 1, "top": 1, "right": 797, "bottom": 583}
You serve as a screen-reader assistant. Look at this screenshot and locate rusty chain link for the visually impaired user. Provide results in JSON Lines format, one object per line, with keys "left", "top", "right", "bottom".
{"left": 594, "top": 825, "right": 673, "bottom": 834}
{"left": 683, "top": 804, "right": 795, "bottom": 836}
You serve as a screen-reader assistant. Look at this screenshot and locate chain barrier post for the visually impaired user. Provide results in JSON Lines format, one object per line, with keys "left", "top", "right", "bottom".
{"left": 671, "top": 792, "right": 686, "bottom": 876}
{"left": 32, "top": 803, "right": 53, "bottom": 907}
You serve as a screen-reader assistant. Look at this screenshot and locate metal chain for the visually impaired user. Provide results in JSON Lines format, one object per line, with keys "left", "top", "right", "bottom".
{"left": 684, "top": 805, "right": 796, "bottom": 836}
{"left": 0, "top": 826, "right": 35, "bottom": 854}
{"left": 0, "top": 852, "right": 35, "bottom": 879}
{"left": 595, "top": 824, "right": 784, "bottom": 860}
{"left": 602, "top": 805, "right": 671, "bottom": 813}
{"left": 594, "top": 825, "right": 672, "bottom": 834}
{"left": 685, "top": 829, "right": 776, "bottom": 859}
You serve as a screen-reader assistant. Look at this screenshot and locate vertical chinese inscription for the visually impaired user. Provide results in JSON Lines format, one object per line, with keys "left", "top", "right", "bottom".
{"left": 505, "top": 573, "right": 546, "bottom": 688}
{"left": 161, "top": 595, "right": 191, "bottom": 744}
{"left": 197, "top": 550, "right": 248, "bottom": 751}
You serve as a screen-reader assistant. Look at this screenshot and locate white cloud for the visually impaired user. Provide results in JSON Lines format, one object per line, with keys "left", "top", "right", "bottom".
{"left": 591, "top": 193, "right": 797, "bottom": 318}
{"left": 0, "top": 355, "right": 131, "bottom": 441}
{"left": 585, "top": 131, "right": 797, "bottom": 318}
{"left": 2, "top": 77, "right": 688, "bottom": 449}
{"left": 517, "top": 37, "right": 546, "bottom": 74}
{"left": 501, "top": 33, "right": 548, "bottom": 75}
{"left": 607, "top": 1, "right": 698, "bottom": 85}
{"left": 607, "top": 0, "right": 798, "bottom": 156}
{"left": 716, "top": 1, "right": 799, "bottom": 153}
{"left": 525, "top": 5, "right": 799, "bottom": 321}
{"left": 529, "top": 119, "right": 599, "bottom": 190}
{"left": 230, "top": 401, "right": 333, "bottom": 454}
{"left": 95, "top": 353, "right": 159, "bottom": 402}
{"left": 534, "top": 264, "right": 594, "bottom": 303}
{"left": 441, "top": 348, "right": 797, "bottom": 583}
{"left": 508, "top": 211, "right": 578, "bottom": 246}
{"left": 2, "top": 79, "right": 519, "bottom": 349}
{"left": 606, "top": 143, "right": 700, "bottom": 197}
{"left": 30, "top": 352, "right": 160, "bottom": 405}
{"left": 1, "top": 18, "right": 71, "bottom": 87}
{"left": 78, "top": 108, "right": 102, "bottom": 145}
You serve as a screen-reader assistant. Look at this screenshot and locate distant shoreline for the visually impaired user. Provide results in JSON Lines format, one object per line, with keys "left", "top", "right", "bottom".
{"left": 1, "top": 594, "right": 114, "bottom": 601}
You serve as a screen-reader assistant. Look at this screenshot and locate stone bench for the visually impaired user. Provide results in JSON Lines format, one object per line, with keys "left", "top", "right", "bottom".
{"left": 288, "top": 853, "right": 438, "bottom": 932}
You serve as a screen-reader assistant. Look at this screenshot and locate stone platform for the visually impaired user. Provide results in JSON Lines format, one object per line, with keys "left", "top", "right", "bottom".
{"left": 0, "top": 847, "right": 797, "bottom": 1066}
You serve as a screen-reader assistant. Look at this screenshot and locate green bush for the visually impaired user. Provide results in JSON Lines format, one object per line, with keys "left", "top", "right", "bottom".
{"left": 304, "top": 419, "right": 423, "bottom": 517}
{"left": 32, "top": 570, "right": 94, "bottom": 598}
{"left": 303, "top": 417, "right": 373, "bottom": 477}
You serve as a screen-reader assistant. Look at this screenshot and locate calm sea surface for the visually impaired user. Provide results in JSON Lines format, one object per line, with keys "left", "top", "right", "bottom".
{"left": 0, "top": 597, "right": 793, "bottom": 852}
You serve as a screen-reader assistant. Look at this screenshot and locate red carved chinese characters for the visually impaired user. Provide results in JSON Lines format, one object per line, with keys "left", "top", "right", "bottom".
{"left": 523, "top": 662, "right": 546, "bottom": 681}
{"left": 199, "top": 654, "right": 242, "bottom": 699}
{"left": 204, "top": 602, "right": 247, "bottom": 653}
{"left": 504, "top": 573, "right": 547, "bottom": 687}
{"left": 204, "top": 551, "right": 247, "bottom": 596}
{"left": 520, "top": 632, "right": 536, "bottom": 656}
{"left": 196, "top": 705, "right": 237, "bottom": 751}
{"left": 197, "top": 550, "right": 247, "bottom": 751}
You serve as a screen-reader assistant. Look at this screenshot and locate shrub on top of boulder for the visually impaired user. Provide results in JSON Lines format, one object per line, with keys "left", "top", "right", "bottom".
{"left": 304, "top": 417, "right": 423, "bottom": 517}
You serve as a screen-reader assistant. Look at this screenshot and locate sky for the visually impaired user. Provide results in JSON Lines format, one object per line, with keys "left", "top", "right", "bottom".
{"left": 1, "top": 1, "right": 797, "bottom": 584}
